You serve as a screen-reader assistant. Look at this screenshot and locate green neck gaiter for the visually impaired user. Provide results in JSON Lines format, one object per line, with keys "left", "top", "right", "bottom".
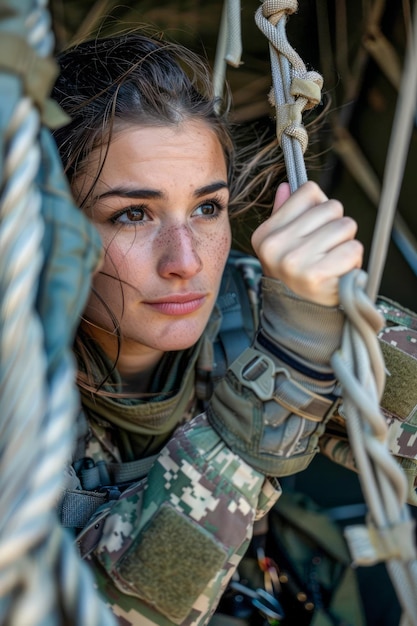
{"left": 78, "top": 306, "right": 222, "bottom": 459}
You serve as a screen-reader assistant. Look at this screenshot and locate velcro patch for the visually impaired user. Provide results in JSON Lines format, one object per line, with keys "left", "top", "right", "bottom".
{"left": 380, "top": 341, "right": 417, "bottom": 419}
{"left": 116, "top": 504, "right": 226, "bottom": 623}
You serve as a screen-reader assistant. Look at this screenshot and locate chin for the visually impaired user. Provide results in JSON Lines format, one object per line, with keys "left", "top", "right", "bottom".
{"left": 152, "top": 317, "right": 210, "bottom": 353}
{"left": 155, "top": 328, "right": 205, "bottom": 352}
{"left": 160, "top": 336, "right": 201, "bottom": 352}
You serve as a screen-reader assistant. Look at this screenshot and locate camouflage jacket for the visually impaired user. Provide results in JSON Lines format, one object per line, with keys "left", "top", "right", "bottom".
{"left": 60, "top": 251, "right": 346, "bottom": 625}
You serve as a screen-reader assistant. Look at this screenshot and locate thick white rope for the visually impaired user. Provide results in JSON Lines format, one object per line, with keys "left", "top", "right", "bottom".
{"left": 254, "top": 1, "right": 417, "bottom": 623}
{"left": 0, "top": 1, "right": 115, "bottom": 623}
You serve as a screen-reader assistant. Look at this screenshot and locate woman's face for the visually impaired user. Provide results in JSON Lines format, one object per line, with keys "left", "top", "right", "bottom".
{"left": 77, "top": 119, "right": 231, "bottom": 375}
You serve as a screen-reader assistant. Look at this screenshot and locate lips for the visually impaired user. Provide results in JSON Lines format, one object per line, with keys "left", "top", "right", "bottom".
{"left": 143, "top": 293, "right": 207, "bottom": 315}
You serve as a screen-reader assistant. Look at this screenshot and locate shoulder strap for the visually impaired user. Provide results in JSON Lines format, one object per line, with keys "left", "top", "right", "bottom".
{"left": 212, "top": 250, "right": 262, "bottom": 380}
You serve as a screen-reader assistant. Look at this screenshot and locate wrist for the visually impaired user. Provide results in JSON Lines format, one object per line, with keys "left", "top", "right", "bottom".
{"left": 261, "top": 276, "right": 345, "bottom": 367}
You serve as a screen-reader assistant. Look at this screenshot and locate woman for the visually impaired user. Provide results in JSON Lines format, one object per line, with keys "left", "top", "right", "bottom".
{"left": 52, "top": 31, "right": 362, "bottom": 625}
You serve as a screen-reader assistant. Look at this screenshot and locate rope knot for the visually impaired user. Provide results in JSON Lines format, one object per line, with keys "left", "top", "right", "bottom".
{"left": 290, "top": 73, "right": 323, "bottom": 109}
{"left": 269, "top": 71, "right": 323, "bottom": 153}
{"left": 261, "top": 0, "right": 298, "bottom": 26}
{"left": 256, "top": 1, "right": 323, "bottom": 157}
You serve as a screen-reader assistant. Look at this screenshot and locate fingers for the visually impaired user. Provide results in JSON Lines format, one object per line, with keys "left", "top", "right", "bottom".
{"left": 251, "top": 180, "right": 363, "bottom": 307}
{"left": 270, "top": 180, "right": 328, "bottom": 225}
{"left": 252, "top": 181, "right": 329, "bottom": 250}
{"left": 278, "top": 239, "right": 364, "bottom": 306}
{"left": 271, "top": 182, "right": 291, "bottom": 213}
{"left": 288, "top": 213, "right": 359, "bottom": 258}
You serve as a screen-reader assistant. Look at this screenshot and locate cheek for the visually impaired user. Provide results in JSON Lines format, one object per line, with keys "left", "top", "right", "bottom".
{"left": 102, "top": 244, "right": 125, "bottom": 279}
{"left": 92, "top": 242, "right": 135, "bottom": 298}
{"left": 202, "top": 222, "right": 232, "bottom": 275}
{"left": 103, "top": 234, "right": 149, "bottom": 277}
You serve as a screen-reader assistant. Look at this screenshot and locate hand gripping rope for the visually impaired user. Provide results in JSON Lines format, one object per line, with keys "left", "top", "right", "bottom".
{"left": 214, "top": 1, "right": 417, "bottom": 624}
{"left": 0, "top": 1, "right": 115, "bottom": 624}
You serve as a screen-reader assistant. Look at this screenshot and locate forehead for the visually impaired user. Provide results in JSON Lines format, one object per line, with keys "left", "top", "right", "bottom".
{"left": 98, "top": 119, "right": 228, "bottom": 183}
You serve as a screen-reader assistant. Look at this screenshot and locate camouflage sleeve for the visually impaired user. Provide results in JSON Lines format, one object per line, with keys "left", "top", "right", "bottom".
{"left": 82, "top": 413, "right": 280, "bottom": 625}
{"left": 207, "top": 277, "right": 343, "bottom": 476}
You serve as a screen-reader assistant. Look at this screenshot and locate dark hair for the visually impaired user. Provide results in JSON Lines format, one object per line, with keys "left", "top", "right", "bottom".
{"left": 52, "top": 30, "right": 285, "bottom": 221}
{"left": 52, "top": 31, "right": 235, "bottom": 208}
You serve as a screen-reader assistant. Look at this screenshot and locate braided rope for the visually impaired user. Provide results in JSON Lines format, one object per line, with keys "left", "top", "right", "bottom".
{"left": 255, "top": 0, "right": 322, "bottom": 191}
{"left": 0, "top": 1, "right": 114, "bottom": 623}
{"left": 331, "top": 5, "right": 417, "bottom": 619}
{"left": 255, "top": 1, "right": 417, "bottom": 623}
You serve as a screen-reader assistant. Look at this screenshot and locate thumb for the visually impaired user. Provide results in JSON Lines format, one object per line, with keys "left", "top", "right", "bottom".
{"left": 271, "top": 182, "right": 291, "bottom": 214}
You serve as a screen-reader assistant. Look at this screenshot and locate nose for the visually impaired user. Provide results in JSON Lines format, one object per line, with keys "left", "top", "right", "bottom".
{"left": 156, "top": 224, "right": 203, "bottom": 279}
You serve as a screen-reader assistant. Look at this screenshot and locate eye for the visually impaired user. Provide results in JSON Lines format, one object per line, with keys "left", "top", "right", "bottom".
{"left": 111, "top": 206, "right": 147, "bottom": 224}
{"left": 192, "top": 199, "right": 225, "bottom": 219}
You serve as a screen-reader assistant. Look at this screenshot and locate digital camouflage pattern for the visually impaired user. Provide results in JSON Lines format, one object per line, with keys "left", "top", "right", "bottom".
{"left": 62, "top": 252, "right": 356, "bottom": 624}
{"left": 89, "top": 414, "right": 279, "bottom": 625}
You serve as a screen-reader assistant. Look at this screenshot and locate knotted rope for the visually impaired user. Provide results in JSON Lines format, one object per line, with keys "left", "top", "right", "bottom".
{"left": 0, "top": 1, "right": 115, "bottom": 624}
{"left": 254, "top": 1, "right": 417, "bottom": 623}
{"left": 255, "top": 0, "right": 322, "bottom": 191}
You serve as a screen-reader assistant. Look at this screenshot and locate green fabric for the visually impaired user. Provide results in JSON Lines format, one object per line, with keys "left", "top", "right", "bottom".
{"left": 261, "top": 276, "right": 344, "bottom": 371}
{"left": 93, "top": 412, "right": 274, "bottom": 626}
{"left": 79, "top": 340, "right": 200, "bottom": 462}
{"left": 117, "top": 504, "right": 226, "bottom": 623}
{"left": 380, "top": 340, "right": 417, "bottom": 418}
{"left": 208, "top": 275, "right": 344, "bottom": 477}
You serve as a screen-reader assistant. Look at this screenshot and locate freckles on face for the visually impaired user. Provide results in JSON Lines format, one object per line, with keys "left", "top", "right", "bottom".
{"left": 203, "top": 230, "right": 231, "bottom": 271}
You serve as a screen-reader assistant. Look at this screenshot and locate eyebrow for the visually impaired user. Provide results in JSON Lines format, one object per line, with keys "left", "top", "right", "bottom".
{"left": 95, "top": 180, "right": 229, "bottom": 201}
